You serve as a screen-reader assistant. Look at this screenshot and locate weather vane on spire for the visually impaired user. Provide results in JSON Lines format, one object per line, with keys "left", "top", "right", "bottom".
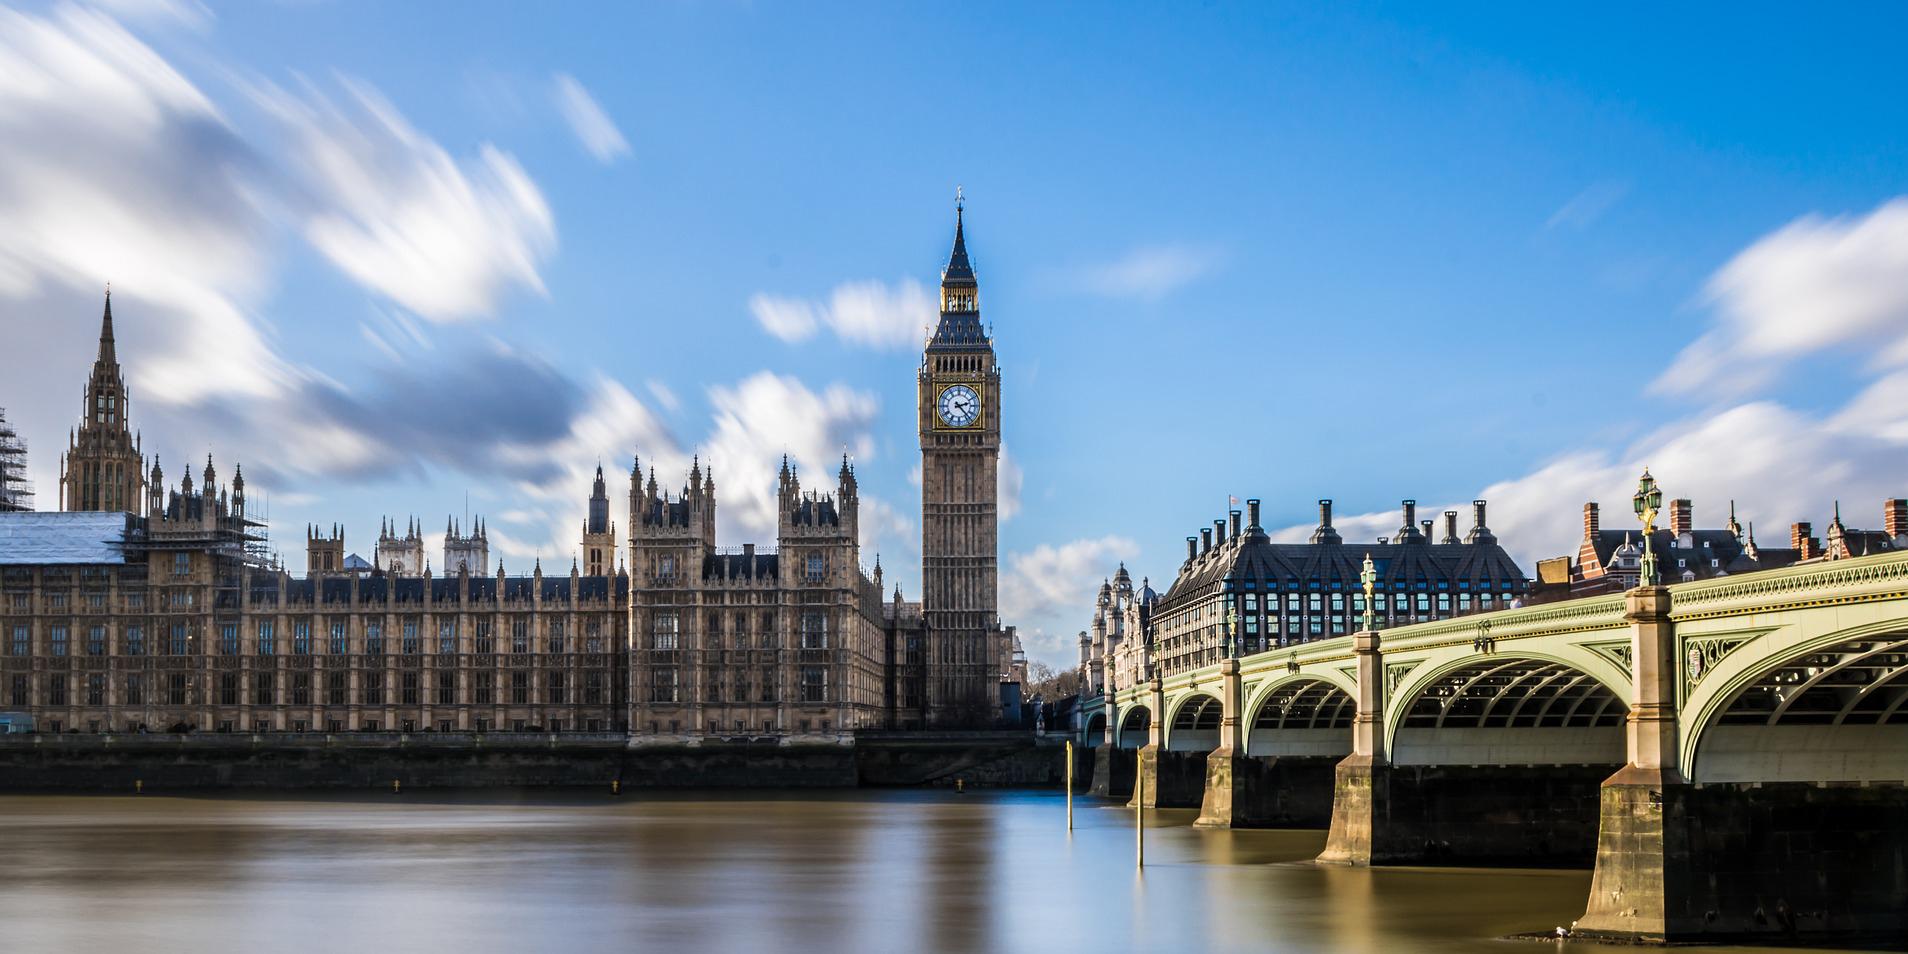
{"left": 956, "top": 184, "right": 964, "bottom": 211}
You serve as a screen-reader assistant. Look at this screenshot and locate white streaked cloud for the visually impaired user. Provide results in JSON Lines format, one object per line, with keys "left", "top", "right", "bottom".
{"left": 1545, "top": 180, "right": 1629, "bottom": 231}
{"left": 0, "top": 3, "right": 283, "bottom": 413}
{"left": 551, "top": 73, "right": 630, "bottom": 164}
{"left": 1002, "top": 535, "right": 1141, "bottom": 663}
{"left": 704, "top": 372, "right": 880, "bottom": 535}
{"left": 998, "top": 442, "right": 1023, "bottom": 522}
{"left": 750, "top": 279, "right": 936, "bottom": 349}
{"left": 253, "top": 76, "right": 556, "bottom": 323}
{"left": 1061, "top": 243, "right": 1224, "bottom": 301}
{"left": 1657, "top": 196, "right": 1908, "bottom": 398}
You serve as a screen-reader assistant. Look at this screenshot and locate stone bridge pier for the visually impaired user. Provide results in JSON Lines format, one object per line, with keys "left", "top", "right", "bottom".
{"left": 1574, "top": 583, "right": 1908, "bottom": 943}
{"left": 1125, "top": 678, "right": 1206, "bottom": 809}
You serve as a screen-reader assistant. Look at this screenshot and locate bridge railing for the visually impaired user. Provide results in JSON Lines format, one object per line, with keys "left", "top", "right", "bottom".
{"left": 1667, "top": 548, "right": 1908, "bottom": 621}
{"left": 1114, "top": 552, "right": 1908, "bottom": 708}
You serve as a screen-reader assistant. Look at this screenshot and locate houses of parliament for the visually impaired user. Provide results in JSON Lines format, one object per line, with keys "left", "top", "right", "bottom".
{"left": 0, "top": 208, "right": 1024, "bottom": 738}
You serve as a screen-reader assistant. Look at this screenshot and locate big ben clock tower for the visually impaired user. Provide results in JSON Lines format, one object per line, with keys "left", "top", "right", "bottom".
{"left": 918, "top": 193, "right": 1004, "bottom": 726}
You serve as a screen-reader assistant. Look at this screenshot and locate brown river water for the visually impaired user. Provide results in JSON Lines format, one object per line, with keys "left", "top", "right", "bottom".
{"left": 0, "top": 790, "right": 1887, "bottom": 954}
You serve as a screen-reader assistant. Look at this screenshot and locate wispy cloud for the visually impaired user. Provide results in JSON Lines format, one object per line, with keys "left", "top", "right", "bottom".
{"left": 1656, "top": 196, "right": 1908, "bottom": 397}
{"left": 551, "top": 73, "right": 629, "bottom": 165}
{"left": 704, "top": 372, "right": 880, "bottom": 534}
{"left": 1062, "top": 244, "right": 1224, "bottom": 301}
{"left": 254, "top": 76, "right": 557, "bottom": 323}
{"left": 750, "top": 279, "right": 935, "bottom": 349}
{"left": 998, "top": 442, "right": 1023, "bottom": 521}
{"left": 0, "top": 4, "right": 576, "bottom": 516}
{"left": 1002, "top": 535, "right": 1141, "bottom": 663}
{"left": 1545, "top": 180, "right": 1629, "bottom": 231}
{"left": 645, "top": 378, "right": 680, "bottom": 412}
{"left": 1269, "top": 196, "right": 1908, "bottom": 572}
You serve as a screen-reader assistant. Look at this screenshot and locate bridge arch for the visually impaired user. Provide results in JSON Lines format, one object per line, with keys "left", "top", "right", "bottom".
{"left": 1684, "top": 620, "right": 1908, "bottom": 783}
{"left": 1164, "top": 691, "right": 1223, "bottom": 752}
{"left": 1242, "top": 675, "right": 1355, "bottom": 758}
{"left": 1082, "top": 712, "right": 1107, "bottom": 748}
{"left": 1386, "top": 651, "right": 1628, "bottom": 766}
{"left": 1116, "top": 705, "right": 1151, "bottom": 749}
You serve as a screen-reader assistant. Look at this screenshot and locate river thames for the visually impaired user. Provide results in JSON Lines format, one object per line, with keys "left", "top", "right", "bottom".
{"left": 0, "top": 789, "right": 1885, "bottom": 954}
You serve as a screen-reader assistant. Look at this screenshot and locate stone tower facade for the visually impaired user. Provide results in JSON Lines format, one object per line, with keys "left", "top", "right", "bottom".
{"left": 376, "top": 516, "right": 425, "bottom": 574}
{"left": 443, "top": 517, "right": 488, "bottom": 574}
{"left": 581, "top": 464, "right": 617, "bottom": 577}
{"left": 306, "top": 523, "right": 345, "bottom": 576}
{"left": 623, "top": 453, "right": 890, "bottom": 739}
{"left": 917, "top": 200, "right": 1008, "bottom": 725}
{"left": 60, "top": 291, "right": 144, "bottom": 514}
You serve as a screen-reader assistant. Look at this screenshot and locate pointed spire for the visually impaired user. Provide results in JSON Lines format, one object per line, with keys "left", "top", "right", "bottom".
{"left": 96, "top": 285, "right": 117, "bottom": 365}
{"left": 942, "top": 189, "right": 975, "bottom": 285}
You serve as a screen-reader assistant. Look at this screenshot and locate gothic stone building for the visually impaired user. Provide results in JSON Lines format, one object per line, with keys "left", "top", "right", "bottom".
{"left": 0, "top": 207, "right": 1020, "bottom": 738}
{"left": 624, "top": 201, "right": 1019, "bottom": 736}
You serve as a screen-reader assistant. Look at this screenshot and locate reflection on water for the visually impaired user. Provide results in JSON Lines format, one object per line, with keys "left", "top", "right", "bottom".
{"left": 0, "top": 791, "right": 1879, "bottom": 954}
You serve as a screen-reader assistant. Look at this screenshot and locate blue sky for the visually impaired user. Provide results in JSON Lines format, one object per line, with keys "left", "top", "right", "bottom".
{"left": 5, "top": 1, "right": 1908, "bottom": 667}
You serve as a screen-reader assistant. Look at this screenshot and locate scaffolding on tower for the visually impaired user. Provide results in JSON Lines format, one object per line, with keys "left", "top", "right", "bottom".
{"left": 0, "top": 407, "right": 34, "bottom": 513}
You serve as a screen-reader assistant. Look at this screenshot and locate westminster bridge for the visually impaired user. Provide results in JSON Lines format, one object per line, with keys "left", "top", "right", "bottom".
{"left": 1077, "top": 549, "right": 1908, "bottom": 943}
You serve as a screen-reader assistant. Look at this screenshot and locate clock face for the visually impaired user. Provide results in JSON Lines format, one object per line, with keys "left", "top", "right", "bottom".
{"left": 937, "top": 384, "right": 981, "bottom": 428}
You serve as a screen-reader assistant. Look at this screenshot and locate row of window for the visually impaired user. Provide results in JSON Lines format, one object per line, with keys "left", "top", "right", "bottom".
{"left": 10, "top": 670, "right": 613, "bottom": 709}
{"left": 645, "top": 665, "right": 830, "bottom": 704}
{"left": 645, "top": 611, "right": 831, "bottom": 651}
{"left": 7, "top": 618, "right": 612, "bottom": 657}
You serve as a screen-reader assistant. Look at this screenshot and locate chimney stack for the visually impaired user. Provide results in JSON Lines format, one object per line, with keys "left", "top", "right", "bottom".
{"left": 1312, "top": 499, "right": 1342, "bottom": 545}
{"left": 1213, "top": 518, "right": 1227, "bottom": 547}
{"left": 1886, "top": 499, "right": 1908, "bottom": 540}
{"left": 1584, "top": 502, "right": 1600, "bottom": 539}
{"left": 1200, "top": 528, "right": 1213, "bottom": 555}
{"left": 1792, "top": 522, "right": 1818, "bottom": 560}
{"left": 1186, "top": 536, "right": 1198, "bottom": 561}
{"left": 1247, "top": 499, "right": 1262, "bottom": 531}
{"left": 1442, "top": 510, "right": 1459, "bottom": 544}
{"left": 1669, "top": 498, "right": 1693, "bottom": 536}
{"left": 1229, "top": 510, "right": 1242, "bottom": 540}
{"left": 1421, "top": 519, "right": 1433, "bottom": 541}
{"left": 1467, "top": 499, "right": 1496, "bottom": 545}
{"left": 1401, "top": 499, "right": 1417, "bottom": 533}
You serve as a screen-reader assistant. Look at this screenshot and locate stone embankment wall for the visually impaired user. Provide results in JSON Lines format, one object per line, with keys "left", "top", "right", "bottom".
{"left": 0, "top": 733, "right": 1067, "bottom": 790}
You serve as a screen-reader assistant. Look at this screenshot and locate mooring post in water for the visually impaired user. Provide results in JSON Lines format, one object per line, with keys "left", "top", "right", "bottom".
{"left": 1065, "top": 739, "right": 1074, "bottom": 832}
{"left": 1135, "top": 768, "right": 1145, "bottom": 868}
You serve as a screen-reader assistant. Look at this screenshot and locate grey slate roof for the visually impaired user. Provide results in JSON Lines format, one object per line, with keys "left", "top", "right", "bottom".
{"left": 1157, "top": 531, "right": 1527, "bottom": 615}
{"left": 0, "top": 511, "right": 132, "bottom": 565}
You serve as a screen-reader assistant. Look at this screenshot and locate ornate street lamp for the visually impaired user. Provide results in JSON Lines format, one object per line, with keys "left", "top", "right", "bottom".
{"left": 1360, "top": 553, "right": 1378, "bottom": 632}
{"left": 1224, "top": 601, "right": 1238, "bottom": 658}
{"left": 1632, "top": 468, "right": 1663, "bottom": 586}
